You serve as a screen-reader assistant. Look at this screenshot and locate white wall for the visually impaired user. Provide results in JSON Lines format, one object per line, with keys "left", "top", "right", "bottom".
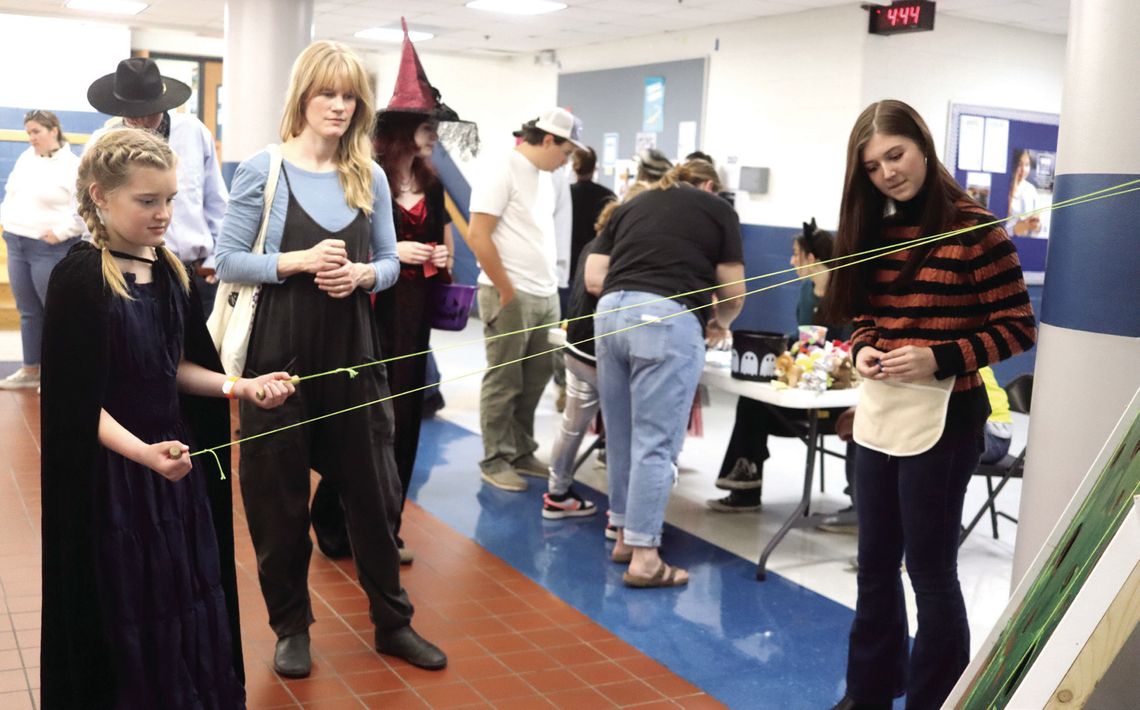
{"left": 557, "top": 5, "right": 1066, "bottom": 229}
{"left": 0, "top": 14, "right": 130, "bottom": 111}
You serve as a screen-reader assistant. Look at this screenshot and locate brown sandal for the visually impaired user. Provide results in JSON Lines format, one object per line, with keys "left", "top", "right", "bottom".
{"left": 622, "top": 562, "right": 688, "bottom": 588}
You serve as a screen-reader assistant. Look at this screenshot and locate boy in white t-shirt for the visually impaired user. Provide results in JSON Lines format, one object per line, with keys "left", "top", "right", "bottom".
{"left": 466, "top": 108, "right": 583, "bottom": 491}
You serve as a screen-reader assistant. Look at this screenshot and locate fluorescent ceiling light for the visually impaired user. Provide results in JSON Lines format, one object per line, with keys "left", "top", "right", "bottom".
{"left": 355, "top": 27, "right": 434, "bottom": 42}
{"left": 465, "top": 0, "right": 567, "bottom": 16}
{"left": 65, "top": 0, "right": 148, "bottom": 15}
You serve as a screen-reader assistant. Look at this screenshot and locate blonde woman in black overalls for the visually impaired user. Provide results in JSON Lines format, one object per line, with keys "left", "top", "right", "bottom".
{"left": 215, "top": 40, "right": 446, "bottom": 678}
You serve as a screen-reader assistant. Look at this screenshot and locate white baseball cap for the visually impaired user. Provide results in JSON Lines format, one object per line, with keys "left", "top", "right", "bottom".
{"left": 534, "top": 107, "right": 585, "bottom": 149}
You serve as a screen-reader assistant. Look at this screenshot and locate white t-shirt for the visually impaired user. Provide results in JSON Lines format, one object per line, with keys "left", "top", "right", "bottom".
{"left": 469, "top": 150, "right": 558, "bottom": 297}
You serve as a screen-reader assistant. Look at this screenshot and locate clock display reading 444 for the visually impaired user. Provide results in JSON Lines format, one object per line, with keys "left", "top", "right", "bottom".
{"left": 867, "top": 1, "right": 937, "bottom": 35}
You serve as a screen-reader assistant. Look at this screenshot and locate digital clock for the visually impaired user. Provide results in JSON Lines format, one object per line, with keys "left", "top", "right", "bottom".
{"left": 867, "top": 1, "right": 937, "bottom": 36}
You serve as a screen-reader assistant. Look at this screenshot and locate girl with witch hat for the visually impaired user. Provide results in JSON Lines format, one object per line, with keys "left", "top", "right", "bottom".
{"left": 309, "top": 19, "right": 476, "bottom": 565}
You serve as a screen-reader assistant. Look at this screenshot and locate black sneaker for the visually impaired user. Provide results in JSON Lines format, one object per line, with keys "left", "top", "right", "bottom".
{"left": 706, "top": 490, "right": 762, "bottom": 512}
{"left": 542, "top": 489, "right": 598, "bottom": 519}
{"left": 715, "top": 457, "right": 763, "bottom": 491}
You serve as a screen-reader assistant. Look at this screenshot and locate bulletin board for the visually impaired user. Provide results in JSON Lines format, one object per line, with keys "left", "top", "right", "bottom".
{"left": 945, "top": 103, "right": 1060, "bottom": 281}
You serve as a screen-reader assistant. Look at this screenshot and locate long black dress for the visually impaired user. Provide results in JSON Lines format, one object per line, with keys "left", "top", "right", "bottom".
{"left": 40, "top": 243, "right": 244, "bottom": 709}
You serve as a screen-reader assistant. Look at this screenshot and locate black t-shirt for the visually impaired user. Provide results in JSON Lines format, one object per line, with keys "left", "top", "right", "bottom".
{"left": 565, "top": 238, "right": 600, "bottom": 364}
{"left": 594, "top": 184, "right": 743, "bottom": 326}
{"left": 569, "top": 180, "right": 616, "bottom": 281}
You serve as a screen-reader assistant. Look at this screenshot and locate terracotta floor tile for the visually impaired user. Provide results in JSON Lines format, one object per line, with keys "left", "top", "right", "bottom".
{"left": 358, "top": 689, "right": 430, "bottom": 709}
{"left": 311, "top": 632, "right": 372, "bottom": 657}
{"left": 447, "top": 654, "right": 512, "bottom": 680}
{"left": 0, "top": 691, "right": 34, "bottom": 710}
{"left": 321, "top": 594, "right": 370, "bottom": 617}
{"left": 243, "top": 679, "right": 297, "bottom": 708}
{"left": 491, "top": 696, "right": 556, "bottom": 710}
{"left": 571, "top": 660, "right": 635, "bottom": 686}
{"left": 434, "top": 601, "right": 492, "bottom": 622}
{"left": 0, "top": 670, "right": 29, "bottom": 694}
{"left": 299, "top": 697, "right": 367, "bottom": 710}
{"left": 519, "top": 668, "right": 587, "bottom": 694}
{"left": 545, "top": 642, "right": 608, "bottom": 667}
{"left": 0, "top": 651, "right": 23, "bottom": 672}
{"left": 476, "top": 596, "right": 531, "bottom": 616}
{"left": 390, "top": 662, "right": 460, "bottom": 689}
{"left": 498, "top": 610, "right": 557, "bottom": 633}
{"left": 589, "top": 636, "right": 642, "bottom": 660}
{"left": 617, "top": 655, "right": 672, "bottom": 678}
{"left": 674, "top": 694, "right": 727, "bottom": 709}
{"left": 645, "top": 672, "right": 703, "bottom": 699}
{"left": 518, "top": 627, "right": 576, "bottom": 650}
{"left": 323, "top": 650, "right": 386, "bottom": 676}
{"left": 546, "top": 686, "right": 620, "bottom": 709}
{"left": 433, "top": 638, "right": 485, "bottom": 661}
{"left": 415, "top": 680, "right": 483, "bottom": 708}
{"left": 596, "top": 678, "right": 665, "bottom": 706}
{"left": 623, "top": 701, "right": 680, "bottom": 709}
{"left": 339, "top": 668, "right": 406, "bottom": 695}
{"left": 280, "top": 675, "right": 353, "bottom": 703}
{"left": 466, "top": 673, "right": 534, "bottom": 702}
{"left": 495, "top": 649, "right": 560, "bottom": 674}
{"left": 475, "top": 633, "right": 535, "bottom": 655}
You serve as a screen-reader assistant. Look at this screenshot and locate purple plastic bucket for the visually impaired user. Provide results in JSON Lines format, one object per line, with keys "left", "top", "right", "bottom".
{"left": 430, "top": 282, "right": 477, "bottom": 331}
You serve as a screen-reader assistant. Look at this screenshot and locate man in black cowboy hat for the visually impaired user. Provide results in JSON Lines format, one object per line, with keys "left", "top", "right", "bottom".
{"left": 87, "top": 57, "right": 228, "bottom": 313}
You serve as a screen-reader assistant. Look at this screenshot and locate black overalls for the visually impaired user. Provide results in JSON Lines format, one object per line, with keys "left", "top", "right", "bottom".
{"left": 238, "top": 168, "right": 413, "bottom": 639}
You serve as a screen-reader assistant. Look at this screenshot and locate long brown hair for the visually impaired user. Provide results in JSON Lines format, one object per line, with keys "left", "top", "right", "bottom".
{"left": 655, "top": 159, "right": 722, "bottom": 192}
{"left": 76, "top": 128, "right": 189, "bottom": 299}
{"left": 821, "top": 100, "right": 973, "bottom": 322}
{"left": 372, "top": 111, "right": 438, "bottom": 198}
{"left": 280, "top": 40, "right": 377, "bottom": 212}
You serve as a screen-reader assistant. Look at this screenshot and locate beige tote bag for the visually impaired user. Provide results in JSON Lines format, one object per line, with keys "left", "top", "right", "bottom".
{"left": 207, "top": 145, "right": 283, "bottom": 376}
{"left": 853, "top": 375, "right": 956, "bottom": 457}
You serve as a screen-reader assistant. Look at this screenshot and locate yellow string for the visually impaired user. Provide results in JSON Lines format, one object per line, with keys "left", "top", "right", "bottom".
{"left": 293, "top": 177, "right": 1140, "bottom": 384}
{"left": 190, "top": 180, "right": 1138, "bottom": 470}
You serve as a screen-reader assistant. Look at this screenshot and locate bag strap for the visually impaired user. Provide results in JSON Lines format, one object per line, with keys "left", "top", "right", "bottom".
{"left": 250, "top": 144, "right": 283, "bottom": 257}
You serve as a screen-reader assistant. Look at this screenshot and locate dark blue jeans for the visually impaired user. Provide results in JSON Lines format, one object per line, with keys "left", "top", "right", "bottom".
{"left": 846, "top": 420, "right": 983, "bottom": 709}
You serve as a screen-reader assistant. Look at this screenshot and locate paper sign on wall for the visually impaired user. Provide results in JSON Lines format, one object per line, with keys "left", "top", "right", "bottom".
{"left": 643, "top": 76, "right": 665, "bottom": 132}
{"left": 602, "top": 132, "right": 619, "bottom": 166}
{"left": 677, "top": 121, "right": 697, "bottom": 160}
{"left": 982, "top": 118, "right": 1009, "bottom": 174}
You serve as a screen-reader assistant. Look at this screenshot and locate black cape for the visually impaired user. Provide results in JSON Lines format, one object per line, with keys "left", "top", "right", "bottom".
{"left": 38, "top": 242, "right": 244, "bottom": 709}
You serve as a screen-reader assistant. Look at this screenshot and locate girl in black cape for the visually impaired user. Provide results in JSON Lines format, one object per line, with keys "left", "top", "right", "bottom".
{"left": 39, "top": 127, "right": 295, "bottom": 709}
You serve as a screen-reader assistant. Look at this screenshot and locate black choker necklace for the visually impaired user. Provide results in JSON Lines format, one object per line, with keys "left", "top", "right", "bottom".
{"left": 109, "top": 249, "right": 157, "bottom": 265}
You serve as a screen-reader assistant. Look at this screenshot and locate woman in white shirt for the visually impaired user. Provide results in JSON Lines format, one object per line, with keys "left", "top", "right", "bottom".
{"left": 1006, "top": 148, "right": 1041, "bottom": 237}
{"left": 0, "top": 110, "right": 84, "bottom": 390}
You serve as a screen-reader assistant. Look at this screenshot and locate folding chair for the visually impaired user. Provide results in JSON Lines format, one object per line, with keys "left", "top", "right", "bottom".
{"left": 959, "top": 374, "right": 1033, "bottom": 545}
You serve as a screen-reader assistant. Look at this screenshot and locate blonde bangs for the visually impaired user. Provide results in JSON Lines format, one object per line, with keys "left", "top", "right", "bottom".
{"left": 281, "top": 40, "right": 376, "bottom": 212}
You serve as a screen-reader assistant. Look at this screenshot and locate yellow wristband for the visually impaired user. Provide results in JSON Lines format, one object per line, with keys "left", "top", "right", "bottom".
{"left": 222, "top": 376, "right": 240, "bottom": 400}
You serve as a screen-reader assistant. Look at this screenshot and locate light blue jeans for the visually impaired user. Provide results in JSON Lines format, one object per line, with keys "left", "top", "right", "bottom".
{"left": 595, "top": 291, "right": 704, "bottom": 548}
{"left": 3, "top": 232, "right": 71, "bottom": 366}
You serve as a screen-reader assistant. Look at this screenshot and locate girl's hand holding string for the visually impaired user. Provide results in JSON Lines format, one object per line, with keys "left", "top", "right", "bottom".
{"left": 396, "top": 241, "right": 433, "bottom": 265}
{"left": 855, "top": 346, "right": 889, "bottom": 380}
{"left": 241, "top": 372, "right": 297, "bottom": 409}
{"left": 878, "top": 345, "right": 937, "bottom": 382}
{"left": 149, "top": 441, "right": 193, "bottom": 481}
{"left": 314, "top": 261, "right": 375, "bottom": 298}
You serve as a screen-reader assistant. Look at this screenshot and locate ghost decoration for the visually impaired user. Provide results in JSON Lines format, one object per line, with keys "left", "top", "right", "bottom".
{"left": 759, "top": 353, "right": 777, "bottom": 378}
{"left": 741, "top": 351, "right": 760, "bottom": 376}
{"left": 732, "top": 349, "right": 741, "bottom": 373}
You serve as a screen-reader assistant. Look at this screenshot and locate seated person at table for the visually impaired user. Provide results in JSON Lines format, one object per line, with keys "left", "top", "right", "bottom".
{"left": 979, "top": 366, "right": 1012, "bottom": 464}
{"left": 709, "top": 220, "right": 855, "bottom": 514}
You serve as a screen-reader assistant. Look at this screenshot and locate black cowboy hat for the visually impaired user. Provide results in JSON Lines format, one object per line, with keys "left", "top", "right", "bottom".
{"left": 87, "top": 58, "right": 192, "bottom": 118}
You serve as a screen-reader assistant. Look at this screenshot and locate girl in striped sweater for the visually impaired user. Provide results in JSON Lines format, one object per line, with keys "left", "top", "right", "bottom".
{"left": 823, "top": 100, "right": 1036, "bottom": 710}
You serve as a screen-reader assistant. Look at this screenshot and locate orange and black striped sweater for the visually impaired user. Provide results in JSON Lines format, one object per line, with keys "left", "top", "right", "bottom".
{"left": 850, "top": 200, "right": 1037, "bottom": 415}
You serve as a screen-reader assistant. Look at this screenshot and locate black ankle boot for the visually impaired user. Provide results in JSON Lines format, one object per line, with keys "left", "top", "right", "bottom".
{"left": 273, "top": 632, "right": 311, "bottom": 678}
{"left": 375, "top": 625, "right": 447, "bottom": 670}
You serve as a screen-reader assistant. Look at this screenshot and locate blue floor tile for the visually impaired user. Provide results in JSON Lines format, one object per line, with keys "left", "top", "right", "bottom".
{"left": 410, "top": 416, "right": 862, "bottom": 709}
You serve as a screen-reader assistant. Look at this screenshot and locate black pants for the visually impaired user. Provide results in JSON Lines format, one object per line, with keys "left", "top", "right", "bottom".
{"left": 239, "top": 375, "right": 413, "bottom": 639}
{"left": 719, "top": 397, "right": 854, "bottom": 499}
{"left": 845, "top": 422, "right": 983, "bottom": 708}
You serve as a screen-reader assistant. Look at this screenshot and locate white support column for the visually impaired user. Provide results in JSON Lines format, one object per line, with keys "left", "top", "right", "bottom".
{"left": 222, "top": 0, "right": 313, "bottom": 168}
{"left": 1011, "top": 0, "right": 1140, "bottom": 586}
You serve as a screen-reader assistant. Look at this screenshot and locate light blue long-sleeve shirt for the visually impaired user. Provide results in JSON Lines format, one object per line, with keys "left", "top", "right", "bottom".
{"left": 215, "top": 149, "right": 399, "bottom": 293}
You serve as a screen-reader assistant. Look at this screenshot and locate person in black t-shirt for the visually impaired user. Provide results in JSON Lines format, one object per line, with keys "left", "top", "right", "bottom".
{"left": 586, "top": 160, "right": 744, "bottom": 588}
{"left": 568, "top": 147, "right": 616, "bottom": 283}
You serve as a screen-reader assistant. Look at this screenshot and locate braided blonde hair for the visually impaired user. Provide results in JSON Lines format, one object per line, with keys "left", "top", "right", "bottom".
{"left": 76, "top": 127, "right": 188, "bottom": 299}
{"left": 280, "top": 40, "right": 376, "bottom": 213}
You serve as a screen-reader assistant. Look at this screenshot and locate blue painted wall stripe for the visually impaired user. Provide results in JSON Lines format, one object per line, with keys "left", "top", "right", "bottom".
{"left": 1042, "top": 173, "right": 1140, "bottom": 337}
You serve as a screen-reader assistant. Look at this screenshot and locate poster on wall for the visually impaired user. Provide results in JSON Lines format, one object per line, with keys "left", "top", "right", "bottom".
{"left": 635, "top": 131, "right": 657, "bottom": 154}
{"left": 602, "top": 132, "right": 619, "bottom": 166}
{"left": 613, "top": 159, "right": 637, "bottom": 201}
{"left": 642, "top": 76, "right": 665, "bottom": 132}
{"left": 966, "top": 172, "right": 991, "bottom": 209}
{"left": 677, "top": 120, "right": 697, "bottom": 160}
{"left": 947, "top": 103, "right": 1059, "bottom": 281}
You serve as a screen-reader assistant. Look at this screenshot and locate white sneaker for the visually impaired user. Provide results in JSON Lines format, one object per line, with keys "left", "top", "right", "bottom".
{"left": 0, "top": 369, "right": 40, "bottom": 390}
